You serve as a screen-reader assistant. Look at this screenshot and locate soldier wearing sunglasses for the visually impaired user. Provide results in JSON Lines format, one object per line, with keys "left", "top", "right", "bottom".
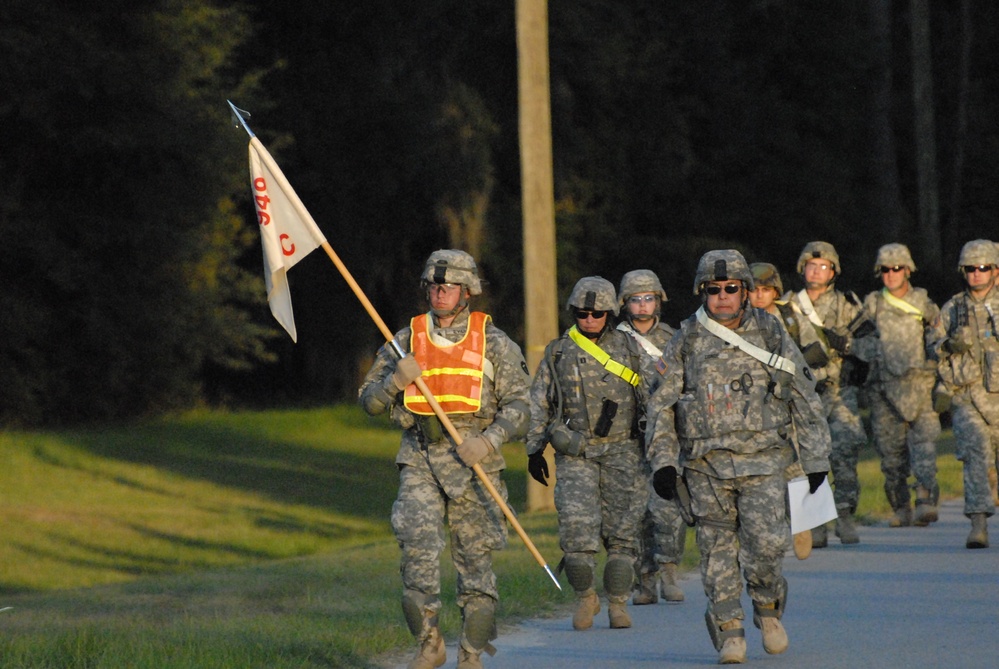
{"left": 525, "top": 276, "right": 647, "bottom": 632}
{"left": 849, "top": 244, "right": 943, "bottom": 530}
{"left": 934, "top": 239, "right": 999, "bottom": 549}
{"left": 643, "top": 250, "right": 830, "bottom": 663}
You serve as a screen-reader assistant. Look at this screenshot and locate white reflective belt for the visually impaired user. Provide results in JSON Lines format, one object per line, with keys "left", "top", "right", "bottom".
{"left": 617, "top": 323, "right": 663, "bottom": 357}
{"left": 429, "top": 329, "right": 494, "bottom": 381}
{"left": 695, "top": 307, "right": 796, "bottom": 375}
{"left": 796, "top": 290, "right": 826, "bottom": 327}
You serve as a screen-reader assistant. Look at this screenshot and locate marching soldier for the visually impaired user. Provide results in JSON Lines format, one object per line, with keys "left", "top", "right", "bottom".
{"left": 358, "top": 250, "right": 532, "bottom": 669}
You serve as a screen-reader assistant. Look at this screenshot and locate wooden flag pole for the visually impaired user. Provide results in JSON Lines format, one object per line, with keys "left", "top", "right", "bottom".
{"left": 228, "top": 101, "right": 561, "bottom": 590}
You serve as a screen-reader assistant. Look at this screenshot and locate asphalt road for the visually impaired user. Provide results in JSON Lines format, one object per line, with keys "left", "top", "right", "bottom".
{"left": 393, "top": 499, "right": 999, "bottom": 668}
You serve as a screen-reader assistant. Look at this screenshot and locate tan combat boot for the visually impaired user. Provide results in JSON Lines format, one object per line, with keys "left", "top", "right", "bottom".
{"left": 811, "top": 523, "right": 828, "bottom": 548}
{"left": 456, "top": 647, "right": 483, "bottom": 669}
{"left": 407, "top": 626, "right": 446, "bottom": 669}
{"left": 607, "top": 597, "right": 632, "bottom": 629}
{"left": 718, "top": 619, "right": 746, "bottom": 664}
{"left": 914, "top": 486, "right": 938, "bottom": 526}
{"left": 660, "top": 563, "right": 685, "bottom": 602}
{"left": 835, "top": 511, "right": 860, "bottom": 544}
{"left": 889, "top": 506, "right": 912, "bottom": 528}
{"left": 632, "top": 571, "right": 658, "bottom": 605}
{"left": 572, "top": 590, "right": 600, "bottom": 630}
{"left": 966, "top": 513, "right": 989, "bottom": 549}
{"left": 792, "top": 532, "right": 812, "bottom": 560}
{"left": 754, "top": 604, "right": 789, "bottom": 655}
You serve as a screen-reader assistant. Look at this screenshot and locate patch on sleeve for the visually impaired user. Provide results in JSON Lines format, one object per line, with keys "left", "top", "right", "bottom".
{"left": 655, "top": 356, "right": 669, "bottom": 376}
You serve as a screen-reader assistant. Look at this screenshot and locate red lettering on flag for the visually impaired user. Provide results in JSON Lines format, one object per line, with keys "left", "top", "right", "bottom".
{"left": 280, "top": 234, "right": 295, "bottom": 256}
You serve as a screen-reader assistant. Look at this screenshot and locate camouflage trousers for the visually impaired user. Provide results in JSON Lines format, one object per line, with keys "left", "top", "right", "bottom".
{"left": 638, "top": 473, "right": 688, "bottom": 573}
{"left": 952, "top": 397, "right": 999, "bottom": 517}
{"left": 824, "top": 384, "right": 868, "bottom": 513}
{"left": 869, "top": 391, "right": 941, "bottom": 511}
{"left": 685, "top": 468, "right": 788, "bottom": 623}
{"left": 554, "top": 445, "right": 647, "bottom": 568}
{"left": 391, "top": 463, "right": 508, "bottom": 613}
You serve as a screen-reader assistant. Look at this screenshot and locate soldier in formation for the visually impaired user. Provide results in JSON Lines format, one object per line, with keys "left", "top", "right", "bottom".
{"left": 644, "top": 250, "right": 831, "bottom": 664}
{"left": 614, "top": 270, "right": 687, "bottom": 605}
{"left": 525, "top": 276, "right": 647, "bottom": 631}
{"left": 358, "top": 250, "right": 532, "bottom": 669}
{"left": 851, "top": 244, "right": 942, "bottom": 528}
{"left": 783, "top": 242, "right": 869, "bottom": 547}
{"left": 934, "top": 239, "right": 999, "bottom": 549}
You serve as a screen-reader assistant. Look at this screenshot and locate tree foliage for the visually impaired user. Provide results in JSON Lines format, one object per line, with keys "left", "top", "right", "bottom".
{"left": 0, "top": 0, "right": 269, "bottom": 424}
{"left": 5, "top": 1, "right": 999, "bottom": 424}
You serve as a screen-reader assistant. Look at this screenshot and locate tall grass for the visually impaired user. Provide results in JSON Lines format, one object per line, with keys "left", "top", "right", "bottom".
{"left": 0, "top": 407, "right": 971, "bottom": 667}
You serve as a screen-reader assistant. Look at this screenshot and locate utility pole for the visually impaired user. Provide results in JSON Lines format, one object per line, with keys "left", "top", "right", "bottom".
{"left": 516, "top": 0, "right": 557, "bottom": 511}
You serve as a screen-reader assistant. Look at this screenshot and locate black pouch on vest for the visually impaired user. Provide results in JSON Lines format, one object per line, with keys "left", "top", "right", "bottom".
{"left": 593, "top": 398, "right": 618, "bottom": 438}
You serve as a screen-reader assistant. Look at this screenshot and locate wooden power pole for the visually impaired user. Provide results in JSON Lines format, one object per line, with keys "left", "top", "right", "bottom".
{"left": 516, "top": 0, "right": 558, "bottom": 511}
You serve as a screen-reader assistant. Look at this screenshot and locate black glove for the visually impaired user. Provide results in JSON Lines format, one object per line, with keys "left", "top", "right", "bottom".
{"left": 528, "top": 451, "right": 550, "bottom": 486}
{"left": 653, "top": 466, "right": 678, "bottom": 500}
{"left": 807, "top": 471, "right": 828, "bottom": 494}
{"left": 823, "top": 327, "right": 851, "bottom": 355}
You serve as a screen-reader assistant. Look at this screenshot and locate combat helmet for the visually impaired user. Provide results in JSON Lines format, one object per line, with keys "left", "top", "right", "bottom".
{"left": 617, "top": 269, "right": 668, "bottom": 312}
{"left": 693, "top": 250, "right": 754, "bottom": 295}
{"left": 421, "top": 249, "right": 482, "bottom": 295}
{"left": 796, "top": 241, "right": 841, "bottom": 275}
{"left": 873, "top": 243, "right": 916, "bottom": 276}
{"left": 750, "top": 262, "right": 784, "bottom": 295}
{"left": 567, "top": 276, "right": 618, "bottom": 312}
{"left": 957, "top": 239, "right": 999, "bottom": 272}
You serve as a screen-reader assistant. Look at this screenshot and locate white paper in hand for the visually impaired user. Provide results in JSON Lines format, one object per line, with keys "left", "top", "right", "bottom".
{"left": 788, "top": 476, "right": 838, "bottom": 534}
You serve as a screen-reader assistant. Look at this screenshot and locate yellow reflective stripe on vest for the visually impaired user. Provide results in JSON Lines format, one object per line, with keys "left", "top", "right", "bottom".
{"left": 568, "top": 326, "right": 641, "bottom": 386}
{"left": 881, "top": 288, "right": 924, "bottom": 320}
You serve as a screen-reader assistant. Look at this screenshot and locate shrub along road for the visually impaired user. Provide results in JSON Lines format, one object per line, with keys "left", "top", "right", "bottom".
{"left": 392, "top": 500, "right": 998, "bottom": 668}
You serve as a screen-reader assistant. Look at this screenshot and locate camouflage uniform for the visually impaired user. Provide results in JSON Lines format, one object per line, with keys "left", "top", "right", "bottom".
{"left": 852, "top": 244, "right": 942, "bottom": 526}
{"left": 525, "top": 277, "right": 647, "bottom": 628}
{"left": 645, "top": 250, "right": 831, "bottom": 659}
{"left": 783, "top": 242, "right": 868, "bottom": 537}
{"left": 614, "top": 270, "right": 686, "bottom": 605}
{"left": 934, "top": 240, "right": 999, "bottom": 548}
{"left": 359, "top": 250, "right": 531, "bottom": 666}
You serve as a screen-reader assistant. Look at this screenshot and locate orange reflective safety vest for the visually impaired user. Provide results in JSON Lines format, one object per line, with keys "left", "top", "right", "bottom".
{"left": 403, "top": 311, "right": 490, "bottom": 415}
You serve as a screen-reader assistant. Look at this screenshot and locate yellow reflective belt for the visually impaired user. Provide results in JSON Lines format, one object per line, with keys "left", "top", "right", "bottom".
{"left": 568, "top": 326, "right": 641, "bottom": 386}
{"left": 881, "top": 288, "right": 924, "bottom": 320}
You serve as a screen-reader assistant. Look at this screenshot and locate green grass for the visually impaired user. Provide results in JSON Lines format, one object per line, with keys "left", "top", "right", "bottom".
{"left": 0, "top": 407, "right": 972, "bottom": 667}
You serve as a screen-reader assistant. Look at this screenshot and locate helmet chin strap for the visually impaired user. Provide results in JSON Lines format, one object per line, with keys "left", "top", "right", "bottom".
{"left": 430, "top": 291, "right": 469, "bottom": 319}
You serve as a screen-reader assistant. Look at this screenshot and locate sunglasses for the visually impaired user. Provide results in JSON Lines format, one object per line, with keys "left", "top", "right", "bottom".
{"left": 627, "top": 294, "right": 657, "bottom": 304}
{"left": 573, "top": 309, "right": 609, "bottom": 319}
{"left": 880, "top": 265, "right": 906, "bottom": 274}
{"left": 963, "top": 265, "right": 994, "bottom": 274}
{"left": 704, "top": 284, "right": 742, "bottom": 296}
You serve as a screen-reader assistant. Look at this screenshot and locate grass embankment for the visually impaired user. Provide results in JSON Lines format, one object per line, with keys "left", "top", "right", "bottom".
{"left": 0, "top": 407, "right": 967, "bottom": 667}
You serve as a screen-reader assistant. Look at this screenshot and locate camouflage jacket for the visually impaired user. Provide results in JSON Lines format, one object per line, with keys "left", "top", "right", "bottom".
{"left": 935, "top": 285, "right": 999, "bottom": 424}
{"left": 525, "top": 325, "right": 645, "bottom": 458}
{"left": 358, "top": 309, "right": 531, "bottom": 499}
{"left": 852, "top": 286, "right": 941, "bottom": 421}
{"left": 644, "top": 307, "right": 831, "bottom": 479}
{"left": 783, "top": 287, "right": 861, "bottom": 384}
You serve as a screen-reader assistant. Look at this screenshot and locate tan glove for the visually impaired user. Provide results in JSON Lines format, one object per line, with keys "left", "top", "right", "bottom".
{"left": 390, "top": 354, "right": 423, "bottom": 390}
{"left": 456, "top": 433, "right": 493, "bottom": 467}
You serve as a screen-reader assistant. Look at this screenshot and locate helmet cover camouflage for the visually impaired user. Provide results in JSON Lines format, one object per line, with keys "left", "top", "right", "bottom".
{"left": 693, "top": 250, "right": 755, "bottom": 295}
{"left": 617, "top": 269, "right": 668, "bottom": 312}
{"left": 567, "top": 276, "right": 618, "bottom": 312}
{"left": 421, "top": 249, "right": 482, "bottom": 295}
{"left": 750, "top": 262, "right": 784, "bottom": 295}
{"left": 873, "top": 243, "right": 915, "bottom": 276}
{"left": 796, "top": 241, "right": 841, "bottom": 275}
{"left": 957, "top": 239, "right": 999, "bottom": 271}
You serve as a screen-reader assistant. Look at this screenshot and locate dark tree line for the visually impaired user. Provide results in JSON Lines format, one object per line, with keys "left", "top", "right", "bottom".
{"left": 2, "top": 0, "right": 998, "bottom": 426}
